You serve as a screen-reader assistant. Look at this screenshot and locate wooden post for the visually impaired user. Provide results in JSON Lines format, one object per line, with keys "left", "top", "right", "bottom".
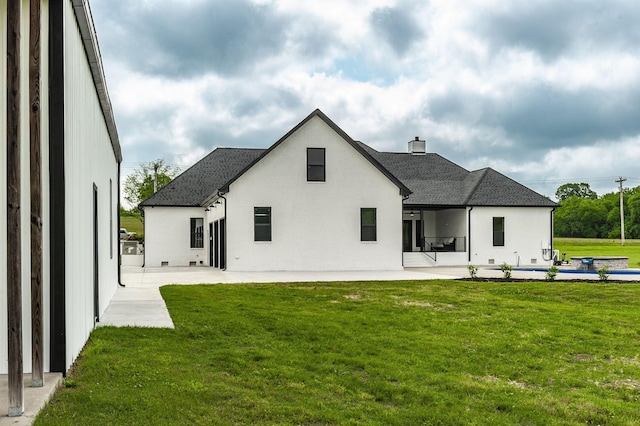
{"left": 7, "top": 0, "right": 25, "bottom": 417}
{"left": 30, "top": 0, "right": 44, "bottom": 388}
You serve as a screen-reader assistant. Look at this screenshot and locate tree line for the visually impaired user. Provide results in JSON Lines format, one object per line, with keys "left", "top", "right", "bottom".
{"left": 554, "top": 183, "right": 640, "bottom": 239}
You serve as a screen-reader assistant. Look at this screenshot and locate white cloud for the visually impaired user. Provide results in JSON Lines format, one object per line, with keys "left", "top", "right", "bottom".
{"left": 90, "top": 0, "right": 640, "bottom": 203}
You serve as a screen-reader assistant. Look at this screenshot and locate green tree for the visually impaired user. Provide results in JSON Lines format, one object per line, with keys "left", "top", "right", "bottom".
{"left": 554, "top": 196, "right": 607, "bottom": 238}
{"left": 124, "top": 159, "right": 179, "bottom": 207}
{"left": 555, "top": 182, "right": 597, "bottom": 202}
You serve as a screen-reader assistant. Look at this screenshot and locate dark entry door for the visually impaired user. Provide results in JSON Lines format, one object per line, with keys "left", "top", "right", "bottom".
{"left": 219, "top": 218, "right": 226, "bottom": 269}
{"left": 209, "top": 222, "right": 214, "bottom": 266}
{"left": 403, "top": 220, "right": 413, "bottom": 252}
{"left": 213, "top": 221, "right": 219, "bottom": 268}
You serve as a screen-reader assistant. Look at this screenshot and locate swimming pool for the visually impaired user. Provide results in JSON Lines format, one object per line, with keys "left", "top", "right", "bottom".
{"left": 510, "top": 267, "right": 640, "bottom": 275}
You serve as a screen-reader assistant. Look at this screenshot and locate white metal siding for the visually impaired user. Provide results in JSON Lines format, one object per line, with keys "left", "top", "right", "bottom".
{"left": 225, "top": 115, "right": 404, "bottom": 271}
{"left": 62, "top": 0, "right": 118, "bottom": 371}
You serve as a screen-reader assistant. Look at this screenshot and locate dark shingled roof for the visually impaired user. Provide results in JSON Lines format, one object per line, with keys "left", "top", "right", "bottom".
{"left": 140, "top": 113, "right": 555, "bottom": 209}
{"left": 359, "top": 142, "right": 555, "bottom": 207}
{"left": 140, "top": 148, "right": 264, "bottom": 207}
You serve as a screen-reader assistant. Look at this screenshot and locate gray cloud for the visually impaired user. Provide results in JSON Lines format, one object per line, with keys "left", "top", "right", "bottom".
{"left": 94, "top": 0, "right": 290, "bottom": 77}
{"left": 369, "top": 6, "right": 425, "bottom": 56}
{"left": 427, "top": 83, "right": 640, "bottom": 153}
{"left": 475, "top": 1, "right": 640, "bottom": 60}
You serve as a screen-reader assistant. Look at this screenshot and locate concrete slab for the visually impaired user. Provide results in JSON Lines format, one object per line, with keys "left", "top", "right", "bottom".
{"left": 102, "top": 265, "right": 640, "bottom": 330}
{"left": 99, "top": 266, "right": 465, "bottom": 328}
{"left": 0, "top": 373, "right": 62, "bottom": 426}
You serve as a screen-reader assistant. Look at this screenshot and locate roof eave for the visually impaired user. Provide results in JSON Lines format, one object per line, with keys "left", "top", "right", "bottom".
{"left": 72, "top": 0, "right": 122, "bottom": 162}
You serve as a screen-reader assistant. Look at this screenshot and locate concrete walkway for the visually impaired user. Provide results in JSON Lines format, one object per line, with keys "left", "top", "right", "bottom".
{"left": 99, "top": 266, "right": 465, "bottom": 328}
{"left": 99, "top": 265, "right": 640, "bottom": 329}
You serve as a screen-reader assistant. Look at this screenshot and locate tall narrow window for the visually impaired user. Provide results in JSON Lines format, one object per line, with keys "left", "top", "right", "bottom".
{"left": 190, "top": 218, "right": 204, "bottom": 248}
{"left": 254, "top": 207, "right": 272, "bottom": 242}
{"left": 493, "top": 217, "right": 505, "bottom": 246}
{"left": 361, "top": 208, "right": 377, "bottom": 242}
{"left": 110, "top": 179, "right": 113, "bottom": 259}
{"left": 307, "top": 148, "right": 325, "bottom": 182}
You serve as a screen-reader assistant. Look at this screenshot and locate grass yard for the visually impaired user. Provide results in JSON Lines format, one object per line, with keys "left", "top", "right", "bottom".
{"left": 36, "top": 280, "right": 640, "bottom": 425}
{"left": 120, "top": 215, "right": 144, "bottom": 238}
{"left": 554, "top": 238, "right": 640, "bottom": 267}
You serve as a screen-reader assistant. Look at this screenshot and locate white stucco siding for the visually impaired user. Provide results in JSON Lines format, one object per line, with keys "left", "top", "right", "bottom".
{"left": 62, "top": 0, "right": 119, "bottom": 371}
{"left": 469, "top": 207, "right": 553, "bottom": 266}
{"left": 0, "top": 0, "right": 51, "bottom": 374}
{"left": 225, "top": 115, "right": 403, "bottom": 271}
{"left": 144, "top": 207, "right": 208, "bottom": 267}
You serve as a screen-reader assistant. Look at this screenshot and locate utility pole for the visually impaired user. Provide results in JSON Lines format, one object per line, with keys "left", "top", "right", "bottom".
{"left": 153, "top": 162, "right": 159, "bottom": 193}
{"left": 616, "top": 177, "right": 627, "bottom": 246}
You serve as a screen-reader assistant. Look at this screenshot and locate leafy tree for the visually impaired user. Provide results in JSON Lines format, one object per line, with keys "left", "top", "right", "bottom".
{"left": 554, "top": 183, "right": 640, "bottom": 239}
{"left": 555, "top": 182, "right": 597, "bottom": 202}
{"left": 124, "top": 159, "right": 179, "bottom": 207}
{"left": 554, "top": 196, "right": 607, "bottom": 238}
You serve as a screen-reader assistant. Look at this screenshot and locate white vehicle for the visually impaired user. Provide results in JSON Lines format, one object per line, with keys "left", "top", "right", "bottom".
{"left": 120, "top": 228, "right": 133, "bottom": 240}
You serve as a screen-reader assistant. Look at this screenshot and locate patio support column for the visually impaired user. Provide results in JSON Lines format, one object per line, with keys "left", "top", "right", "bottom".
{"left": 419, "top": 209, "right": 425, "bottom": 251}
{"left": 30, "top": 0, "right": 44, "bottom": 388}
{"left": 7, "top": 0, "right": 25, "bottom": 416}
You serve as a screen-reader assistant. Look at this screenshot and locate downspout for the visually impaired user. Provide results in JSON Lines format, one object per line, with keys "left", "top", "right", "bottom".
{"left": 218, "top": 192, "right": 227, "bottom": 271}
{"left": 140, "top": 207, "right": 146, "bottom": 267}
{"left": 550, "top": 207, "right": 556, "bottom": 260}
{"left": 467, "top": 207, "right": 473, "bottom": 263}
{"left": 117, "top": 162, "right": 125, "bottom": 287}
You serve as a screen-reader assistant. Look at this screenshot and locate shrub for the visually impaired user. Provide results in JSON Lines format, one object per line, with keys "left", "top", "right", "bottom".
{"left": 545, "top": 265, "right": 559, "bottom": 282}
{"left": 500, "top": 262, "right": 512, "bottom": 280}
{"left": 597, "top": 264, "right": 610, "bottom": 282}
{"left": 467, "top": 264, "right": 478, "bottom": 280}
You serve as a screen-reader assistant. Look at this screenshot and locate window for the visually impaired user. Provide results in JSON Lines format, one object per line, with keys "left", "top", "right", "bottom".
{"left": 307, "top": 148, "right": 325, "bottom": 182}
{"left": 254, "top": 207, "right": 271, "bottom": 242}
{"left": 493, "top": 217, "right": 504, "bottom": 246}
{"left": 361, "top": 208, "right": 377, "bottom": 241}
{"left": 190, "top": 218, "right": 204, "bottom": 248}
{"left": 110, "top": 179, "right": 113, "bottom": 259}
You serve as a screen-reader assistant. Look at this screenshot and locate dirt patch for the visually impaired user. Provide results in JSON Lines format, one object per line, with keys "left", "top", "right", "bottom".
{"left": 399, "top": 300, "right": 455, "bottom": 311}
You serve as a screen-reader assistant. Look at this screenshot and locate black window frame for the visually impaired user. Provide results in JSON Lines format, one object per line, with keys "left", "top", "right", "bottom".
{"left": 190, "top": 217, "right": 204, "bottom": 248}
{"left": 254, "top": 207, "right": 272, "bottom": 242}
{"left": 493, "top": 217, "right": 505, "bottom": 247}
{"left": 361, "top": 208, "right": 377, "bottom": 242}
{"left": 307, "top": 147, "right": 325, "bottom": 182}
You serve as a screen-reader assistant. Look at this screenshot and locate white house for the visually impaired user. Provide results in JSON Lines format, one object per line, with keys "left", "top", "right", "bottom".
{"left": 1, "top": 0, "right": 121, "bottom": 412}
{"left": 141, "top": 110, "right": 556, "bottom": 271}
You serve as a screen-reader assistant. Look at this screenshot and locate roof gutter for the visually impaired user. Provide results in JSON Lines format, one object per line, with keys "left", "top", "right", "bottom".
{"left": 117, "top": 163, "right": 125, "bottom": 287}
{"left": 71, "top": 0, "right": 121, "bottom": 162}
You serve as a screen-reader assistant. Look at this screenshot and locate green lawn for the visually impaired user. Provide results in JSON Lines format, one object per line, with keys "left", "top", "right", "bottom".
{"left": 120, "top": 215, "right": 144, "bottom": 238}
{"left": 554, "top": 238, "right": 640, "bottom": 267}
{"left": 35, "top": 280, "right": 640, "bottom": 425}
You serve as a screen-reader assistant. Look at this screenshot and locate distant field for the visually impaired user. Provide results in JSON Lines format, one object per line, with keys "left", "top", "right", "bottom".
{"left": 120, "top": 215, "right": 143, "bottom": 238}
{"left": 554, "top": 238, "right": 640, "bottom": 267}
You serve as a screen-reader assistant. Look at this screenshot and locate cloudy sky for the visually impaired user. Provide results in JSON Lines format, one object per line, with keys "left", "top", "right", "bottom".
{"left": 90, "top": 0, "right": 640, "bottom": 202}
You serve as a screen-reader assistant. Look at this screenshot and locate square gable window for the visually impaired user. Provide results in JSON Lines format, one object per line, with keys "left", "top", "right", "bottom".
{"left": 307, "top": 148, "right": 325, "bottom": 182}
